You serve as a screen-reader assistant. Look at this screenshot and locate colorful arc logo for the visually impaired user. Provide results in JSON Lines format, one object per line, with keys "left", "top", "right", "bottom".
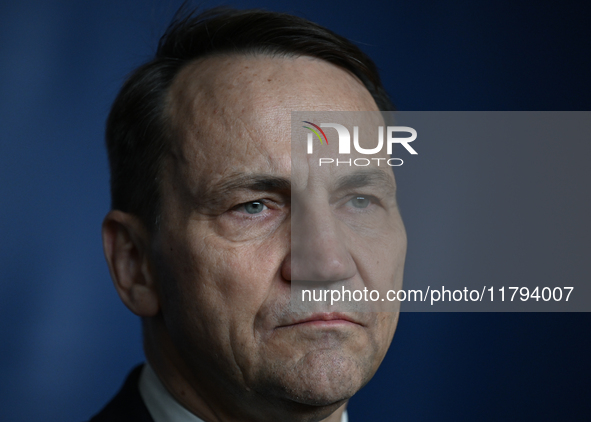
{"left": 302, "top": 121, "right": 329, "bottom": 145}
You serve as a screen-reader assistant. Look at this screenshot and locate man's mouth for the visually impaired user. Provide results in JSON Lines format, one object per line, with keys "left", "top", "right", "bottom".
{"left": 279, "top": 312, "right": 363, "bottom": 328}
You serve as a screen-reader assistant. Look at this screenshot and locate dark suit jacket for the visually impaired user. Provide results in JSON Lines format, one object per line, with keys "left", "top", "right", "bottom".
{"left": 89, "top": 365, "right": 155, "bottom": 422}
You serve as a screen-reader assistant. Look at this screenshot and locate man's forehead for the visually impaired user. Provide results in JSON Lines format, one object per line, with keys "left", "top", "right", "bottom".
{"left": 166, "top": 55, "right": 377, "bottom": 139}
{"left": 163, "top": 54, "right": 379, "bottom": 191}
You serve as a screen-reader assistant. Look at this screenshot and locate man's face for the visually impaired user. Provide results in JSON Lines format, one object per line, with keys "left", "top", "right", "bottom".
{"left": 154, "top": 55, "right": 406, "bottom": 410}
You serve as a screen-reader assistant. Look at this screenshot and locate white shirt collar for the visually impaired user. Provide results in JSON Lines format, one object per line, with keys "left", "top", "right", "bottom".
{"left": 139, "top": 363, "right": 206, "bottom": 422}
{"left": 139, "top": 363, "right": 349, "bottom": 422}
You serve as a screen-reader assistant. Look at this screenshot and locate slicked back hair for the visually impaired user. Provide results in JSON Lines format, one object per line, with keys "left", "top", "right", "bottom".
{"left": 106, "top": 6, "right": 394, "bottom": 230}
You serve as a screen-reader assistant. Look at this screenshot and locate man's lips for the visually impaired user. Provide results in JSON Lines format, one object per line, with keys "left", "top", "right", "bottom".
{"left": 278, "top": 312, "right": 363, "bottom": 328}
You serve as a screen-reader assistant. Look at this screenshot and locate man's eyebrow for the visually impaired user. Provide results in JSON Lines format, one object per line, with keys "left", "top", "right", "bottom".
{"left": 334, "top": 169, "right": 396, "bottom": 192}
{"left": 216, "top": 174, "right": 291, "bottom": 193}
{"left": 195, "top": 173, "right": 291, "bottom": 210}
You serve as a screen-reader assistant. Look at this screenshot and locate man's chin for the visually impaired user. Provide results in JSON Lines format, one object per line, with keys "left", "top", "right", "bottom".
{"left": 265, "top": 349, "right": 370, "bottom": 407}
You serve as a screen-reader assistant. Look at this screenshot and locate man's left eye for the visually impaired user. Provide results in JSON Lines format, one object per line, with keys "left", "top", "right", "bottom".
{"left": 241, "top": 201, "right": 268, "bottom": 214}
{"left": 349, "top": 196, "right": 371, "bottom": 209}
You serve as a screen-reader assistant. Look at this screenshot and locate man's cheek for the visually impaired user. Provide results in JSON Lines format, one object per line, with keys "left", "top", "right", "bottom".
{"left": 194, "top": 244, "right": 273, "bottom": 293}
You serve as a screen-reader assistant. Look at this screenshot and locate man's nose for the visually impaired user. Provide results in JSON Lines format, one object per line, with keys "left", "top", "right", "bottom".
{"left": 285, "top": 201, "right": 356, "bottom": 283}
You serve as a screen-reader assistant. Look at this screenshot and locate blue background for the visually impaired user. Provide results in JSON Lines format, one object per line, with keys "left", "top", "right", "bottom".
{"left": 1, "top": 0, "right": 590, "bottom": 421}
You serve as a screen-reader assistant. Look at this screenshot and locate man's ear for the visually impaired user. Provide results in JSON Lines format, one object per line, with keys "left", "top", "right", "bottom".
{"left": 102, "top": 210, "right": 160, "bottom": 317}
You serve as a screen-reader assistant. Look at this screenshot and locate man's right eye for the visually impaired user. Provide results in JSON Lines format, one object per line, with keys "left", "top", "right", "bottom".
{"left": 238, "top": 201, "right": 268, "bottom": 215}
